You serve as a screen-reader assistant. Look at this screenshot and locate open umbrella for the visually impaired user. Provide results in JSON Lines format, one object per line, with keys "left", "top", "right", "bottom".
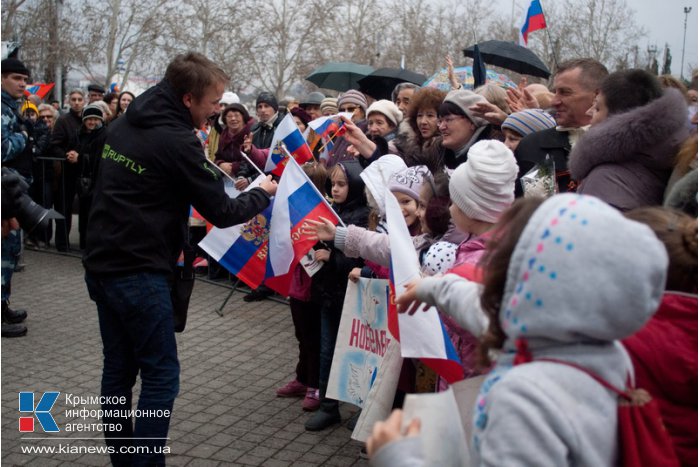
{"left": 357, "top": 67, "right": 428, "bottom": 100}
{"left": 463, "top": 40, "right": 550, "bottom": 79}
{"left": 306, "top": 62, "right": 375, "bottom": 92}
{"left": 422, "top": 66, "right": 516, "bottom": 92}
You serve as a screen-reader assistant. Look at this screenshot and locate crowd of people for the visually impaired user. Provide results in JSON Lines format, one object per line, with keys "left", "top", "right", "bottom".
{"left": 1, "top": 50, "right": 697, "bottom": 466}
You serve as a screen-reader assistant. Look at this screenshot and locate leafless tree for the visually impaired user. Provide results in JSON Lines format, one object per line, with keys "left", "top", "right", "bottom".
{"left": 527, "top": 0, "right": 646, "bottom": 73}
{"left": 71, "top": 0, "right": 170, "bottom": 89}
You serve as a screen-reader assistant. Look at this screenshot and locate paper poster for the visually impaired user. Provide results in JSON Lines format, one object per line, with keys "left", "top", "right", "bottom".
{"left": 327, "top": 278, "right": 393, "bottom": 407}
{"left": 223, "top": 178, "right": 241, "bottom": 198}
{"left": 299, "top": 248, "right": 323, "bottom": 277}
{"left": 402, "top": 387, "right": 471, "bottom": 467}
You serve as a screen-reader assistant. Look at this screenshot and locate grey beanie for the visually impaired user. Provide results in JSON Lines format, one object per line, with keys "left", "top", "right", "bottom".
{"left": 387, "top": 165, "right": 430, "bottom": 201}
{"left": 449, "top": 140, "right": 518, "bottom": 223}
{"left": 301, "top": 91, "right": 325, "bottom": 106}
{"left": 444, "top": 90, "right": 489, "bottom": 128}
{"left": 256, "top": 91, "right": 278, "bottom": 109}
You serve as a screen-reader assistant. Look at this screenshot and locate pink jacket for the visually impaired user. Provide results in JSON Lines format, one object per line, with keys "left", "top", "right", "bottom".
{"left": 438, "top": 231, "right": 494, "bottom": 389}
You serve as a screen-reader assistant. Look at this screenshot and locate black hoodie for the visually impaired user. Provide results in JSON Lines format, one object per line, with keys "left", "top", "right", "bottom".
{"left": 313, "top": 160, "right": 369, "bottom": 303}
{"left": 83, "top": 80, "right": 271, "bottom": 276}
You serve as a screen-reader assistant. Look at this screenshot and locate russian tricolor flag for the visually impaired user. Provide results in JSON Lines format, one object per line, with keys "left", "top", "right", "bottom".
{"left": 385, "top": 187, "right": 463, "bottom": 384}
{"left": 264, "top": 113, "right": 314, "bottom": 176}
{"left": 308, "top": 115, "right": 348, "bottom": 161}
{"left": 24, "top": 83, "right": 55, "bottom": 99}
{"left": 268, "top": 157, "right": 340, "bottom": 281}
{"left": 519, "top": 0, "right": 547, "bottom": 47}
{"left": 199, "top": 163, "right": 340, "bottom": 296}
{"left": 198, "top": 176, "right": 274, "bottom": 290}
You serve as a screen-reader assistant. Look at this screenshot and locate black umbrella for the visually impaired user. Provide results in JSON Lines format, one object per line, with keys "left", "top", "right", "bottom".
{"left": 306, "top": 62, "right": 375, "bottom": 92}
{"left": 463, "top": 40, "right": 550, "bottom": 79}
{"left": 357, "top": 67, "right": 428, "bottom": 100}
{"left": 472, "top": 44, "right": 487, "bottom": 88}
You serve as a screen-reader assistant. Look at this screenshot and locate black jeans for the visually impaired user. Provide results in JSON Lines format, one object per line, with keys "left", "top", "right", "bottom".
{"left": 290, "top": 298, "right": 321, "bottom": 388}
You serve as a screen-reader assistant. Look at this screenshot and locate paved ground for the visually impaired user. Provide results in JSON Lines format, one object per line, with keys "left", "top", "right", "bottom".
{"left": 1, "top": 248, "right": 368, "bottom": 466}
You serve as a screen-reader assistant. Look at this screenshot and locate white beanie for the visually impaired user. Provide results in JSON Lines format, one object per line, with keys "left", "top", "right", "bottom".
{"left": 448, "top": 140, "right": 518, "bottom": 223}
{"left": 220, "top": 91, "right": 240, "bottom": 105}
{"left": 367, "top": 99, "right": 403, "bottom": 127}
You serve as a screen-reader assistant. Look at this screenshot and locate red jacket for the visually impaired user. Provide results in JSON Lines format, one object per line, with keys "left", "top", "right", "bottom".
{"left": 623, "top": 292, "right": 698, "bottom": 467}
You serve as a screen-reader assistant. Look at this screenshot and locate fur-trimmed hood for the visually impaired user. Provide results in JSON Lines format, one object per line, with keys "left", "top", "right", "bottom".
{"left": 569, "top": 89, "right": 689, "bottom": 179}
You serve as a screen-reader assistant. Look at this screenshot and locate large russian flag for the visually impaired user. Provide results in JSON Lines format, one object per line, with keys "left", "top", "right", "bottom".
{"left": 200, "top": 162, "right": 341, "bottom": 296}
{"left": 519, "top": 0, "right": 547, "bottom": 47}
{"left": 385, "top": 187, "right": 463, "bottom": 384}
{"left": 264, "top": 113, "right": 314, "bottom": 176}
{"left": 198, "top": 176, "right": 273, "bottom": 290}
{"left": 268, "top": 157, "right": 340, "bottom": 282}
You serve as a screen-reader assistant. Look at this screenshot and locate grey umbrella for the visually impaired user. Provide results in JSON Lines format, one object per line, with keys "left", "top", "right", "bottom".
{"left": 463, "top": 40, "right": 550, "bottom": 79}
{"left": 305, "top": 62, "right": 375, "bottom": 92}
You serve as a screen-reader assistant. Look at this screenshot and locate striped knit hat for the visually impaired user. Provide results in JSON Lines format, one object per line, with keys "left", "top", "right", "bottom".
{"left": 338, "top": 90, "right": 368, "bottom": 113}
{"left": 501, "top": 108, "right": 556, "bottom": 137}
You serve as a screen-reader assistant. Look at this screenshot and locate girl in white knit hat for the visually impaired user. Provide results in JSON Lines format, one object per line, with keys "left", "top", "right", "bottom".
{"left": 437, "top": 138, "right": 520, "bottom": 389}
{"left": 449, "top": 139, "right": 519, "bottom": 268}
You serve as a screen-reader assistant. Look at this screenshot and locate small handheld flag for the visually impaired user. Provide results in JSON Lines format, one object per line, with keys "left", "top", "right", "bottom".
{"left": 264, "top": 113, "right": 314, "bottom": 176}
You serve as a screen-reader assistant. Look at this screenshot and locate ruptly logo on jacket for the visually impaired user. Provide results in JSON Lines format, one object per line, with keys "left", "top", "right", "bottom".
{"left": 101, "top": 144, "right": 146, "bottom": 175}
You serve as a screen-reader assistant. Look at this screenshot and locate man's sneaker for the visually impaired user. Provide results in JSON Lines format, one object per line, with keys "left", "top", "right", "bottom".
{"left": 276, "top": 380, "right": 307, "bottom": 398}
{"left": 2, "top": 301, "right": 27, "bottom": 324}
{"left": 302, "top": 388, "right": 320, "bottom": 411}
{"left": 2, "top": 323, "right": 27, "bottom": 338}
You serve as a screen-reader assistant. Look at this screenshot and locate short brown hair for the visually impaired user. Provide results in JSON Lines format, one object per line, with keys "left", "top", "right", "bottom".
{"left": 164, "top": 52, "right": 229, "bottom": 100}
{"left": 301, "top": 161, "right": 327, "bottom": 194}
{"left": 625, "top": 207, "right": 698, "bottom": 293}
{"left": 406, "top": 87, "right": 446, "bottom": 138}
{"left": 556, "top": 58, "right": 608, "bottom": 92}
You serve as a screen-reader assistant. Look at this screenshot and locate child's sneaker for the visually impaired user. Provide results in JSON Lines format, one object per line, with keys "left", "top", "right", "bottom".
{"left": 302, "top": 388, "right": 320, "bottom": 411}
{"left": 276, "top": 379, "right": 307, "bottom": 397}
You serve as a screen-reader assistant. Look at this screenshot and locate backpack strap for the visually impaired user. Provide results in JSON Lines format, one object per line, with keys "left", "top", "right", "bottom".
{"left": 537, "top": 357, "right": 632, "bottom": 402}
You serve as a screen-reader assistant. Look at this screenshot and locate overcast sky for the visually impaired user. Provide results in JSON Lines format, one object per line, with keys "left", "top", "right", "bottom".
{"left": 500, "top": 0, "right": 698, "bottom": 78}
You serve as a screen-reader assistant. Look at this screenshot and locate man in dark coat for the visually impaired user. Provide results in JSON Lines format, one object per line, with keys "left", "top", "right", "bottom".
{"left": 514, "top": 58, "right": 608, "bottom": 195}
{"left": 251, "top": 91, "right": 284, "bottom": 149}
{"left": 83, "top": 52, "right": 277, "bottom": 466}
{"left": 49, "top": 88, "right": 85, "bottom": 251}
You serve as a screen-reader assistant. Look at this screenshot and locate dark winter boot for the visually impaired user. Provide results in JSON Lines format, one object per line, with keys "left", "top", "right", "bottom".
{"left": 2, "top": 300, "right": 27, "bottom": 324}
{"left": 2, "top": 323, "right": 27, "bottom": 338}
{"left": 304, "top": 398, "right": 340, "bottom": 431}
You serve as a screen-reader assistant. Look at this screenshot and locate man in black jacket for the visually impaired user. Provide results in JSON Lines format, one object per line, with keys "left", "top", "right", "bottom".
{"left": 83, "top": 52, "right": 277, "bottom": 466}
{"left": 250, "top": 91, "right": 284, "bottom": 149}
{"left": 50, "top": 88, "right": 85, "bottom": 251}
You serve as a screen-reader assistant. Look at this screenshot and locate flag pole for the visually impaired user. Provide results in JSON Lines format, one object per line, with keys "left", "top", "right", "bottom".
{"left": 205, "top": 158, "right": 238, "bottom": 182}
{"left": 280, "top": 146, "right": 346, "bottom": 228}
{"left": 316, "top": 120, "right": 347, "bottom": 154}
{"left": 539, "top": 1, "right": 559, "bottom": 70}
{"left": 240, "top": 151, "right": 266, "bottom": 177}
